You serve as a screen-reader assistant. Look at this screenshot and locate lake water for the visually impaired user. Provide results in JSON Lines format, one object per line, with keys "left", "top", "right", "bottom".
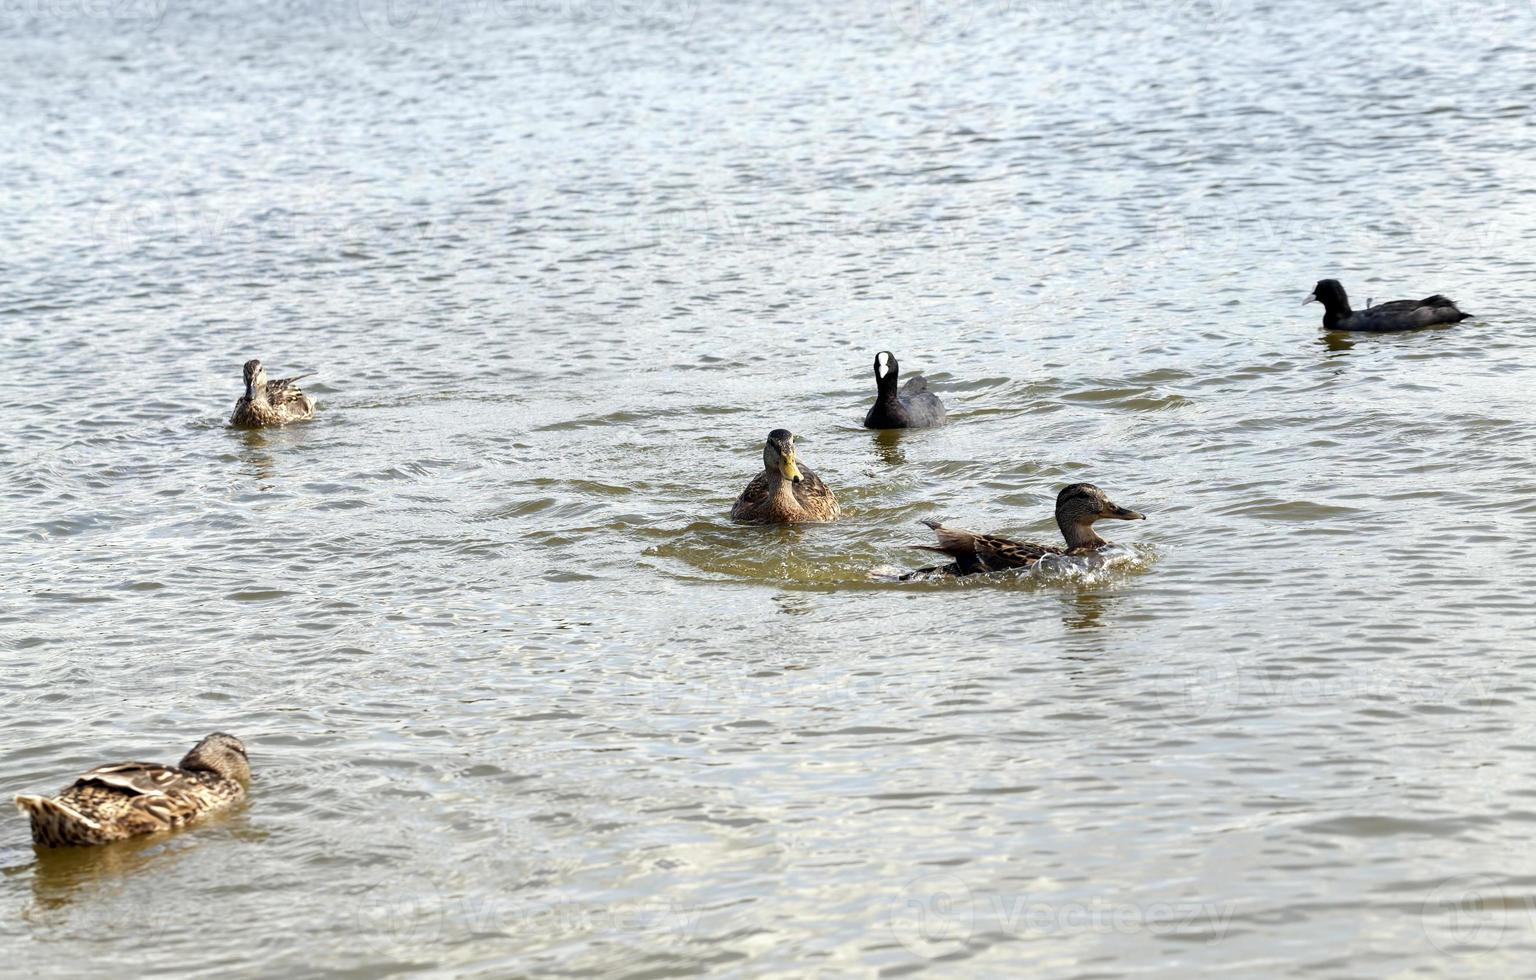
{"left": 5, "top": 0, "right": 1536, "bottom": 975}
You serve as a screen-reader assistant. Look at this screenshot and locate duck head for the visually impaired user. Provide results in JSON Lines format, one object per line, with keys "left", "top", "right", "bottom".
{"left": 763, "top": 429, "right": 803, "bottom": 484}
{"left": 180, "top": 732, "right": 251, "bottom": 783}
{"left": 242, "top": 359, "right": 267, "bottom": 401}
{"left": 1056, "top": 483, "right": 1145, "bottom": 549}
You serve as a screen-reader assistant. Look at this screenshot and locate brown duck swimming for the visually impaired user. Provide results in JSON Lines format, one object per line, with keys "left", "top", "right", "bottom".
{"left": 908, "top": 483, "right": 1145, "bottom": 578}
{"left": 730, "top": 429, "right": 840, "bottom": 524}
{"left": 230, "top": 359, "right": 315, "bottom": 427}
{"left": 15, "top": 733, "right": 250, "bottom": 847}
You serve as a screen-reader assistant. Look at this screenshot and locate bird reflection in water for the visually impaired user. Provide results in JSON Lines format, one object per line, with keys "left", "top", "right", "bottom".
{"left": 1320, "top": 332, "right": 1358, "bottom": 356}
{"left": 235, "top": 427, "right": 278, "bottom": 486}
{"left": 870, "top": 428, "right": 908, "bottom": 467}
{"left": 1060, "top": 588, "right": 1120, "bottom": 632}
{"left": 14, "top": 833, "right": 187, "bottom": 935}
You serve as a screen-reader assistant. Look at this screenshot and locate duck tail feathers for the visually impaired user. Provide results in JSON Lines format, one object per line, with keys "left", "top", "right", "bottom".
{"left": 16, "top": 794, "right": 100, "bottom": 834}
{"left": 918, "top": 518, "right": 978, "bottom": 555}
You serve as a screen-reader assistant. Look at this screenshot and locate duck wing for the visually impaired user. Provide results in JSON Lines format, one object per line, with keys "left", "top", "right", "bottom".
{"left": 731, "top": 470, "right": 773, "bottom": 518}
{"left": 913, "top": 519, "right": 1060, "bottom": 575}
{"left": 70, "top": 762, "right": 189, "bottom": 797}
{"left": 268, "top": 372, "right": 313, "bottom": 391}
{"left": 792, "top": 465, "right": 840, "bottom": 520}
{"left": 265, "top": 374, "right": 313, "bottom": 404}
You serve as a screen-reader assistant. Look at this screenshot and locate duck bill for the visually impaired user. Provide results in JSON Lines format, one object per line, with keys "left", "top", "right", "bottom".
{"left": 1303, "top": 291, "right": 1318, "bottom": 305}
{"left": 244, "top": 381, "right": 256, "bottom": 400}
{"left": 779, "top": 456, "right": 803, "bottom": 484}
{"left": 1105, "top": 504, "right": 1145, "bottom": 521}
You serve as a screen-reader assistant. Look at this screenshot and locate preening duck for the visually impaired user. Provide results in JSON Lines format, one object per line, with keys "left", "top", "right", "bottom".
{"left": 15, "top": 733, "right": 250, "bottom": 847}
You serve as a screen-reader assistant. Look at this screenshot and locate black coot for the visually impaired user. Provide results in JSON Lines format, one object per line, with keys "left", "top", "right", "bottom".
{"left": 863, "top": 351, "right": 947, "bottom": 429}
{"left": 1305, "top": 278, "right": 1470, "bottom": 332}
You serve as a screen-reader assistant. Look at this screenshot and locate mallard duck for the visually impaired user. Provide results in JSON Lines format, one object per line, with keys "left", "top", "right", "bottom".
{"left": 230, "top": 359, "right": 315, "bottom": 427}
{"left": 730, "top": 429, "right": 840, "bottom": 523}
{"left": 864, "top": 351, "right": 947, "bottom": 429}
{"left": 1305, "top": 279, "right": 1470, "bottom": 331}
{"left": 15, "top": 733, "right": 250, "bottom": 847}
{"left": 907, "top": 483, "right": 1145, "bottom": 577}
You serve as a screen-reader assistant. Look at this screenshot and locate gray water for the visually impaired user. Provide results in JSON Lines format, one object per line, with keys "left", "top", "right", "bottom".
{"left": 5, "top": 0, "right": 1536, "bottom": 975}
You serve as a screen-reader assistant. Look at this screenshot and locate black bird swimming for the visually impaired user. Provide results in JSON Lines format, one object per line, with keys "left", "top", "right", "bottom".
{"left": 1304, "top": 278, "right": 1470, "bottom": 332}
{"left": 863, "top": 351, "right": 947, "bottom": 429}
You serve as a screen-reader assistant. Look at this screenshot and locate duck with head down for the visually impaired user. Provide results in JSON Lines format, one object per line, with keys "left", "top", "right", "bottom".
{"left": 906, "top": 483, "right": 1145, "bottom": 578}
{"left": 15, "top": 733, "right": 251, "bottom": 847}
{"left": 731, "top": 429, "right": 840, "bottom": 524}
{"left": 230, "top": 358, "right": 316, "bottom": 427}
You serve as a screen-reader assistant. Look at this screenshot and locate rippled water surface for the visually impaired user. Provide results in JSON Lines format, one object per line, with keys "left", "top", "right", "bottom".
{"left": 5, "top": 0, "right": 1536, "bottom": 975}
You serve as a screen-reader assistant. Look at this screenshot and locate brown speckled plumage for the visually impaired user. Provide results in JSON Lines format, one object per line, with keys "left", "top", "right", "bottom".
{"left": 230, "top": 358, "right": 315, "bottom": 427}
{"left": 15, "top": 733, "right": 250, "bottom": 847}
{"left": 907, "top": 483, "right": 1145, "bottom": 578}
{"left": 731, "top": 429, "right": 840, "bottom": 524}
